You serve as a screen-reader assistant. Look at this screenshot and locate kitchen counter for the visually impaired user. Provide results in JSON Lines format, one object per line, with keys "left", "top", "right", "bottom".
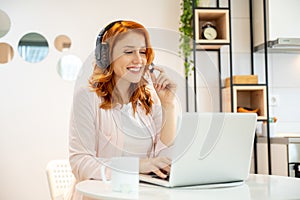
{"left": 256, "top": 136, "right": 300, "bottom": 144}
{"left": 255, "top": 135, "right": 300, "bottom": 176}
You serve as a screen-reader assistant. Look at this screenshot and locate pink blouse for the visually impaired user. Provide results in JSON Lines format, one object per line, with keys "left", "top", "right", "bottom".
{"left": 66, "top": 85, "right": 166, "bottom": 200}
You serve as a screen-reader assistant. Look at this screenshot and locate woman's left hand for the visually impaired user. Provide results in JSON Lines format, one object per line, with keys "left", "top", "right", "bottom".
{"left": 139, "top": 157, "right": 171, "bottom": 179}
{"left": 149, "top": 65, "right": 177, "bottom": 106}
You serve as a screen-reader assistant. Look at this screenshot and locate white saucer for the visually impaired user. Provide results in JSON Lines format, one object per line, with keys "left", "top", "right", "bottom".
{"left": 76, "top": 180, "right": 138, "bottom": 200}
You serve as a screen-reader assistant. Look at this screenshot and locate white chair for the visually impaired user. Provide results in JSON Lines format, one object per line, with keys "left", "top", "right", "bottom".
{"left": 46, "top": 159, "right": 75, "bottom": 200}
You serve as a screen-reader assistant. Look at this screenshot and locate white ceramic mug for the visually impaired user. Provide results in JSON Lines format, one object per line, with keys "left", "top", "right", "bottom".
{"left": 101, "top": 157, "right": 139, "bottom": 194}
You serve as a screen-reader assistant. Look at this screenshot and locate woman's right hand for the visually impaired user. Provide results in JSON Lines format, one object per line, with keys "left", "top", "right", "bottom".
{"left": 139, "top": 157, "right": 171, "bottom": 179}
{"left": 149, "top": 65, "right": 177, "bottom": 106}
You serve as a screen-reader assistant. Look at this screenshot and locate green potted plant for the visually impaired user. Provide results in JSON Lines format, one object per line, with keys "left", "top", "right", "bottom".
{"left": 179, "top": 0, "right": 198, "bottom": 76}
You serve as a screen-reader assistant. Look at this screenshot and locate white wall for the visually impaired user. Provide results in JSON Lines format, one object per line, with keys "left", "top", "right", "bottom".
{"left": 0, "top": 1, "right": 180, "bottom": 199}
{"left": 268, "top": 53, "right": 300, "bottom": 134}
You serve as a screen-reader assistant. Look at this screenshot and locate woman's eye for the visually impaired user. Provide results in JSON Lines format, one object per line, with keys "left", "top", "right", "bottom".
{"left": 124, "top": 51, "right": 133, "bottom": 54}
{"left": 123, "top": 49, "right": 146, "bottom": 55}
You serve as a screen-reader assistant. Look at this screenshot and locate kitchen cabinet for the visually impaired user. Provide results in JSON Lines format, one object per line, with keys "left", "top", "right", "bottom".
{"left": 255, "top": 137, "right": 300, "bottom": 177}
{"left": 252, "top": 0, "right": 300, "bottom": 47}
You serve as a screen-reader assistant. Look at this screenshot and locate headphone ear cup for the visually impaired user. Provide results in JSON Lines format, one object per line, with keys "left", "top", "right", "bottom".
{"left": 95, "top": 42, "right": 101, "bottom": 67}
{"left": 95, "top": 20, "right": 122, "bottom": 69}
{"left": 99, "top": 43, "right": 110, "bottom": 69}
{"left": 95, "top": 42, "right": 110, "bottom": 69}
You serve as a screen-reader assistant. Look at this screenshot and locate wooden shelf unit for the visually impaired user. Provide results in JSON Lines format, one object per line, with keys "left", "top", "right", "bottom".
{"left": 194, "top": 9, "right": 230, "bottom": 46}
{"left": 222, "top": 85, "right": 267, "bottom": 120}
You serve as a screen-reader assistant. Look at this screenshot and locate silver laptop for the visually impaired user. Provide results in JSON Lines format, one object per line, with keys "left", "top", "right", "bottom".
{"left": 140, "top": 112, "right": 257, "bottom": 188}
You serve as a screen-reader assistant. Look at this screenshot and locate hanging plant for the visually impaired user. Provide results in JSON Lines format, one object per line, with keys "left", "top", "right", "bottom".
{"left": 179, "top": 0, "right": 198, "bottom": 77}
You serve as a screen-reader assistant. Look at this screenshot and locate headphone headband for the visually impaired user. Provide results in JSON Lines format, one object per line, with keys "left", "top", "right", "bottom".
{"left": 95, "top": 20, "right": 122, "bottom": 69}
{"left": 96, "top": 20, "right": 122, "bottom": 47}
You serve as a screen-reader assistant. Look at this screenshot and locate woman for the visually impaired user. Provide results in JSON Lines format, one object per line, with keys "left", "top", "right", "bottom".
{"left": 67, "top": 20, "right": 177, "bottom": 199}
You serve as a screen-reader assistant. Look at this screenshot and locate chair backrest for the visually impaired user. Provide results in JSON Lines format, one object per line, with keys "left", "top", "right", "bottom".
{"left": 46, "top": 159, "right": 75, "bottom": 200}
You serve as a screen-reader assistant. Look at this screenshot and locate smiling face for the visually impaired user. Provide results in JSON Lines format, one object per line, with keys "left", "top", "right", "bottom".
{"left": 111, "top": 31, "right": 147, "bottom": 86}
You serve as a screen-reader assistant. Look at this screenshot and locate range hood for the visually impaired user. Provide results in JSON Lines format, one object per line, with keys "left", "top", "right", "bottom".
{"left": 252, "top": 0, "right": 300, "bottom": 54}
{"left": 254, "top": 38, "right": 300, "bottom": 53}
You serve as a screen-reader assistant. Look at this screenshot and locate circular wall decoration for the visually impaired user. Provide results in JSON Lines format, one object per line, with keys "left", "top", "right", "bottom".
{"left": 54, "top": 35, "right": 71, "bottom": 52}
{"left": 57, "top": 55, "right": 82, "bottom": 81}
{"left": 0, "top": 42, "right": 14, "bottom": 64}
{"left": 0, "top": 10, "right": 11, "bottom": 38}
{"left": 18, "top": 32, "right": 49, "bottom": 63}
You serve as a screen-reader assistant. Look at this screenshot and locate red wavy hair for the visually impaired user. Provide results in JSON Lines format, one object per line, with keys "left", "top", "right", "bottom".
{"left": 89, "top": 20, "right": 155, "bottom": 115}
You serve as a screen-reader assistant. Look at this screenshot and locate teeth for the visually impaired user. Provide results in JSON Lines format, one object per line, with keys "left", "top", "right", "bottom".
{"left": 128, "top": 68, "right": 140, "bottom": 72}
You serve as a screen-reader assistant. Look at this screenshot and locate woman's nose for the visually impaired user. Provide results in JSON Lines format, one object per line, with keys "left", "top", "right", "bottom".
{"left": 132, "top": 51, "right": 142, "bottom": 63}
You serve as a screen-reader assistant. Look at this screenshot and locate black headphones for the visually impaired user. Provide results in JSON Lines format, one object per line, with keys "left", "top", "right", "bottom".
{"left": 95, "top": 20, "right": 122, "bottom": 69}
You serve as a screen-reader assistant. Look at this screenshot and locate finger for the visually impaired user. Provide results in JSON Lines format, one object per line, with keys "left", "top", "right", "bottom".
{"left": 149, "top": 63, "right": 165, "bottom": 73}
{"left": 149, "top": 64, "right": 165, "bottom": 84}
{"left": 161, "top": 165, "right": 171, "bottom": 175}
{"left": 157, "top": 156, "right": 172, "bottom": 164}
{"left": 161, "top": 80, "right": 170, "bottom": 90}
{"left": 150, "top": 157, "right": 172, "bottom": 178}
{"left": 156, "top": 157, "right": 172, "bottom": 168}
{"left": 153, "top": 169, "right": 168, "bottom": 179}
{"left": 158, "top": 79, "right": 177, "bottom": 92}
{"left": 155, "top": 73, "right": 167, "bottom": 83}
{"left": 164, "top": 157, "right": 172, "bottom": 164}
{"left": 157, "top": 160, "right": 171, "bottom": 170}
{"left": 149, "top": 64, "right": 157, "bottom": 84}
{"left": 152, "top": 65, "right": 165, "bottom": 73}
{"left": 156, "top": 75, "right": 169, "bottom": 90}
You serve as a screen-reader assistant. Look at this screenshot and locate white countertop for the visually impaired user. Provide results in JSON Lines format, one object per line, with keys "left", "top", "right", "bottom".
{"left": 257, "top": 136, "right": 300, "bottom": 144}
{"left": 76, "top": 174, "right": 300, "bottom": 200}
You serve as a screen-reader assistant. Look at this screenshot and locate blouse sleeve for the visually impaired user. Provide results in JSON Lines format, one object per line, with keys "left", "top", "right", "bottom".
{"left": 69, "top": 87, "right": 108, "bottom": 181}
{"left": 148, "top": 85, "right": 168, "bottom": 156}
